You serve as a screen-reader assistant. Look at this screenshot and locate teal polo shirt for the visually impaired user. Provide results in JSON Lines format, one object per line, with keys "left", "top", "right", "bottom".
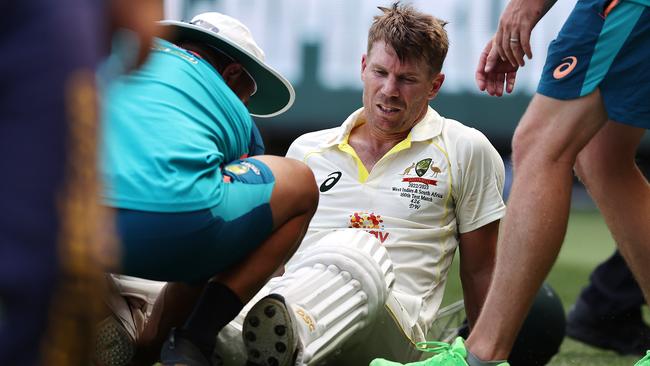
{"left": 102, "top": 38, "right": 253, "bottom": 212}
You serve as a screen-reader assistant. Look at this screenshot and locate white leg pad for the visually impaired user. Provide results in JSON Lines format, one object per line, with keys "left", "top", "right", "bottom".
{"left": 269, "top": 229, "right": 395, "bottom": 365}
{"left": 110, "top": 274, "right": 166, "bottom": 316}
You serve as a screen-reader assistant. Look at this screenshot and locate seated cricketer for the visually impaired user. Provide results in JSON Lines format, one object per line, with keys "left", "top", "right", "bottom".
{"left": 216, "top": 4, "right": 504, "bottom": 366}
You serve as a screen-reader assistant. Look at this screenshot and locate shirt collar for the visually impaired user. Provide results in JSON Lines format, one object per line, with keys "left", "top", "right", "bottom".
{"left": 319, "top": 105, "right": 444, "bottom": 148}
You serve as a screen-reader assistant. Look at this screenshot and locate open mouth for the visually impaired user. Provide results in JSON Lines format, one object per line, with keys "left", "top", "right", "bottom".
{"left": 377, "top": 104, "right": 400, "bottom": 114}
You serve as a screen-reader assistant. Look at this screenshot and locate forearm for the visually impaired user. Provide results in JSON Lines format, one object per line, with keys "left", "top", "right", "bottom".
{"left": 457, "top": 221, "right": 500, "bottom": 328}
{"left": 542, "top": 0, "right": 559, "bottom": 16}
{"left": 528, "top": 0, "right": 560, "bottom": 28}
{"left": 460, "top": 266, "right": 493, "bottom": 328}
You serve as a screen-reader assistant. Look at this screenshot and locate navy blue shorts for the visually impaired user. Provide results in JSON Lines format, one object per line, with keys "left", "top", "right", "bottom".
{"left": 537, "top": 0, "right": 650, "bottom": 128}
{"left": 117, "top": 158, "right": 275, "bottom": 283}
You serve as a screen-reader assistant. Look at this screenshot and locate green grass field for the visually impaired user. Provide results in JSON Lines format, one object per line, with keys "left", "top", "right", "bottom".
{"left": 442, "top": 210, "right": 643, "bottom": 366}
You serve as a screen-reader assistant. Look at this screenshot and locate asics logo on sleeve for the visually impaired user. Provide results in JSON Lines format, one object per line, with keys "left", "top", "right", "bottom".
{"left": 553, "top": 56, "right": 577, "bottom": 79}
{"left": 320, "top": 171, "right": 342, "bottom": 192}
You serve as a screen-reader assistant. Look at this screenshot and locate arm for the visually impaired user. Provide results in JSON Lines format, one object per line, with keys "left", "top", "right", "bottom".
{"left": 458, "top": 219, "right": 499, "bottom": 329}
{"left": 492, "top": 0, "right": 560, "bottom": 68}
{"left": 476, "top": 0, "right": 559, "bottom": 96}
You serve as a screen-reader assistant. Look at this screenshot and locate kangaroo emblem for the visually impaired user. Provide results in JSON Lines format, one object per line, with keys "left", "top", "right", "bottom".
{"left": 402, "top": 162, "right": 415, "bottom": 175}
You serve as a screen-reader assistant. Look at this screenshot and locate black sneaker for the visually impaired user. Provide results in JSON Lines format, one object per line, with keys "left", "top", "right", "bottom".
{"left": 566, "top": 299, "right": 650, "bottom": 355}
{"left": 160, "top": 328, "right": 222, "bottom": 366}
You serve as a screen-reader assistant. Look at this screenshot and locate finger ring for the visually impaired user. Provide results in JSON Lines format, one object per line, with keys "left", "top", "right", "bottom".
{"left": 510, "top": 38, "right": 520, "bottom": 43}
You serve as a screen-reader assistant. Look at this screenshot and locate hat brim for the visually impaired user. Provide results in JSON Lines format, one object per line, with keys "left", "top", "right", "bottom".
{"left": 158, "top": 20, "right": 295, "bottom": 118}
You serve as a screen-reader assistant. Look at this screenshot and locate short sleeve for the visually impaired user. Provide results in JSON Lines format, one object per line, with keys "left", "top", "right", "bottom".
{"left": 453, "top": 131, "right": 506, "bottom": 233}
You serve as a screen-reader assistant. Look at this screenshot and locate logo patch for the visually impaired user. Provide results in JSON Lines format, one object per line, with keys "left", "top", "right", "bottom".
{"left": 295, "top": 307, "right": 315, "bottom": 332}
{"left": 394, "top": 158, "right": 445, "bottom": 206}
{"left": 240, "top": 161, "right": 261, "bottom": 175}
{"left": 224, "top": 161, "right": 261, "bottom": 176}
{"left": 553, "top": 56, "right": 577, "bottom": 79}
{"left": 224, "top": 163, "right": 249, "bottom": 175}
{"left": 415, "top": 158, "right": 432, "bottom": 177}
{"left": 320, "top": 171, "right": 342, "bottom": 192}
{"left": 152, "top": 44, "right": 199, "bottom": 64}
{"left": 349, "top": 212, "right": 388, "bottom": 243}
{"left": 400, "top": 159, "right": 439, "bottom": 186}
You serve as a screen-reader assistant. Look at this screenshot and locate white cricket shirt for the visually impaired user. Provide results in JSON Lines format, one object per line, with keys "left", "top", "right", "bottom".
{"left": 286, "top": 106, "right": 506, "bottom": 335}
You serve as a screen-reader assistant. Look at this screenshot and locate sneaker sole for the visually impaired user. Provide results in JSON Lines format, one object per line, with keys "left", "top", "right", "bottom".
{"left": 243, "top": 295, "right": 297, "bottom": 366}
{"left": 95, "top": 316, "right": 136, "bottom": 366}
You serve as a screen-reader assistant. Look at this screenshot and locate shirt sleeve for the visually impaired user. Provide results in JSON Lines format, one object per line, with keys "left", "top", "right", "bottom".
{"left": 453, "top": 129, "right": 506, "bottom": 234}
{"left": 285, "top": 139, "right": 303, "bottom": 160}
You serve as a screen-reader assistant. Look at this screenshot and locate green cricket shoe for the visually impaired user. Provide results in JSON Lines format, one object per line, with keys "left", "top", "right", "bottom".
{"left": 369, "top": 337, "right": 509, "bottom": 366}
{"left": 635, "top": 351, "right": 650, "bottom": 366}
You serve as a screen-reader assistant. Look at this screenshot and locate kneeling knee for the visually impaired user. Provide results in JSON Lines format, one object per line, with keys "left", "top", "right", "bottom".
{"left": 292, "top": 162, "right": 319, "bottom": 211}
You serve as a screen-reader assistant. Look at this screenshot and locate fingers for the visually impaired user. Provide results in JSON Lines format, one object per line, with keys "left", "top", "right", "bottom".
{"left": 476, "top": 73, "right": 487, "bottom": 91}
{"left": 475, "top": 40, "right": 491, "bottom": 90}
{"left": 496, "top": 72, "right": 505, "bottom": 97}
{"left": 476, "top": 65, "right": 487, "bottom": 91}
{"left": 501, "top": 32, "right": 519, "bottom": 68}
{"left": 485, "top": 72, "right": 495, "bottom": 96}
{"left": 493, "top": 27, "right": 507, "bottom": 65}
{"left": 506, "top": 71, "right": 517, "bottom": 94}
{"left": 484, "top": 39, "right": 501, "bottom": 73}
{"left": 510, "top": 33, "right": 526, "bottom": 67}
{"left": 519, "top": 27, "right": 533, "bottom": 60}
{"left": 481, "top": 68, "right": 518, "bottom": 97}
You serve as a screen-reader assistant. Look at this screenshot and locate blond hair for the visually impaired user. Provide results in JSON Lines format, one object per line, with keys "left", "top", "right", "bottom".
{"left": 368, "top": 2, "right": 449, "bottom": 75}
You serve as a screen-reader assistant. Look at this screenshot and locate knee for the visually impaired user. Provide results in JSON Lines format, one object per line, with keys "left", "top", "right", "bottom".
{"left": 288, "top": 160, "right": 319, "bottom": 212}
{"left": 574, "top": 152, "right": 602, "bottom": 188}
{"left": 574, "top": 147, "right": 635, "bottom": 188}
{"left": 510, "top": 124, "right": 538, "bottom": 169}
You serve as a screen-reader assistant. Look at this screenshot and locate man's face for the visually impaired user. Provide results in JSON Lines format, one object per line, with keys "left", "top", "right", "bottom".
{"left": 361, "top": 41, "right": 443, "bottom": 136}
{"left": 227, "top": 67, "right": 257, "bottom": 105}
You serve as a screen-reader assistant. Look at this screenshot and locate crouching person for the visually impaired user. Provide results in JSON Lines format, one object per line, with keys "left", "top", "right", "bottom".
{"left": 97, "top": 12, "right": 318, "bottom": 366}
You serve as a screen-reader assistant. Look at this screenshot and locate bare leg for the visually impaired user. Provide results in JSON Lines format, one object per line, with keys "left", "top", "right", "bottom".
{"left": 466, "top": 92, "right": 608, "bottom": 360}
{"left": 218, "top": 155, "right": 318, "bottom": 302}
{"left": 150, "top": 156, "right": 318, "bottom": 363}
{"left": 133, "top": 282, "right": 204, "bottom": 365}
{"left": 574, "top": 122, "right": 650, "bottom": 304}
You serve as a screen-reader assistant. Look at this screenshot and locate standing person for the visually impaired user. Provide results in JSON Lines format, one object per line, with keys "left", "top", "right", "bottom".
{"left": 99, "top": 11, "right": 318, "bottom": 366}
{"left": 567, "top": 250, "right": 650, "bottom": 356}
{"left": 215, "top": 3, "right": 507, "bottom": 366}
{"left": 375, "top": 0, "right": 650, "bottom": 365}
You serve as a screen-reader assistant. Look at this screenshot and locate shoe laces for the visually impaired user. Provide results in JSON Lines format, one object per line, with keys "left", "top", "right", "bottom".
{"left": 635, "top": 351, "right": 650, "bottom": 366}
{"left": 416, "top": 338, "right": 467, "bottom": 362}
{"left": 416, "top": 341, "right": 455, "bottom": 354}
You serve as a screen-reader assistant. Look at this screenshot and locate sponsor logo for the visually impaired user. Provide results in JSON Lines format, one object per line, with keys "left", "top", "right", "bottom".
{"left": 224, "top": 163, "right": 249, "bottom": 175}
{"left": 349, "top": 212, "right": 389, "bottom": 243}
{"left": 240, "top": 161, "right": 261, "bottom": 175}
{"left": 295, "top": 307, "right": 316, "bottom": 332}
{"left": 152, "top": 44, "right": 199, "bottom": 64}
{"left": 320, "top": 171, "right": 342, "bottom": 192}
{"left": 553, "top": 56, "right": 577, "bottom": 79}
{"left": 224, "top": 161, "right": 261, "bottom": 176}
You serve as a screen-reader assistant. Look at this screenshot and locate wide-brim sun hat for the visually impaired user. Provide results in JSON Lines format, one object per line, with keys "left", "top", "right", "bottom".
{"left": 158, "top": 12, "right": 295, "bottom": 118}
